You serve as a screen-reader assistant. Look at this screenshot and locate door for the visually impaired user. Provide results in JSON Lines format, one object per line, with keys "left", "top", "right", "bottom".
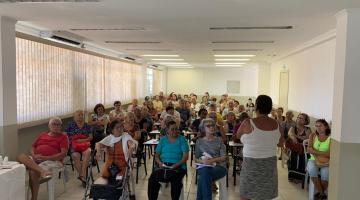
{"left": 279, "top": 71, "right": 289, "bottom": 109}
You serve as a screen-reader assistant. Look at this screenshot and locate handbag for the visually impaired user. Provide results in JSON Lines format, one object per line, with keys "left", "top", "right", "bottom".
{"left": 71, "top": 134, "right": 90, "bottom": 152}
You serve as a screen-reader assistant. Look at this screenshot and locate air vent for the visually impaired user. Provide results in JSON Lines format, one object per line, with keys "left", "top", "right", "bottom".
{"left": 123, "top": 57, "right": 135, "bottom": 61}
{"left": 0, "top": 0, "right": 100, "bottom": 2}
{"left": 210, "top": 26, "right": 293, "bottom": 30}
{"left": 70, "top": 28, "right": 146, "bottom": 31}
{"left": 213, "top": 49, "right": 262, "bottom": 52}
{"left": 105, "top": 41, "right": 161, "bottom": 44}
{"left": 212, "top": 40, "right": 274, "bottom": 44}
{"left": 125, "top": 49, "right": 172, "bottom": 51}
{"left": 51, "top": 35, "right": 81, "bottom": 45}
{"left": 40, "top": 30, "right": 85, "bottom": 46}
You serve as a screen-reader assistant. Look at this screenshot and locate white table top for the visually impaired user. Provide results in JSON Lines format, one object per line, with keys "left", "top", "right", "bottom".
{"left": 144, "top": 139, "right": 159, "bottom": 145}
{"left": 0, "top": 164, "right": 26, "bottom": 200}
{"left": 226, "top": 133, "right": 233, "bottom": 136}
{"left": 184, "top": 131, "right": 198, "bottom": 135}
{"left": 149, "top": 130, "right": 160, "bottom": 134}
{"left": 228, "top": 141, "right": 243, "bottom": 147}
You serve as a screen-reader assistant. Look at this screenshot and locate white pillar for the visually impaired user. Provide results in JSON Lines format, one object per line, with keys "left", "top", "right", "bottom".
{"left": 329, "top": 9, "right": 360, "bottom": 200}
{"left": 0, "top": 16, "right": 18, "bottom": 160}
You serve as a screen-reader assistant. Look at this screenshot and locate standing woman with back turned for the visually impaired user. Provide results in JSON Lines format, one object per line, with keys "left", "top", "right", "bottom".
{"left": 236, "top": 95, "right": 284, "bottom": 200}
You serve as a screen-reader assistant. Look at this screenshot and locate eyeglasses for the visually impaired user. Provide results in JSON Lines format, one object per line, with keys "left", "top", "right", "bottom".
{"left": 52, "top": 123, "right": 62, "bottom": 126}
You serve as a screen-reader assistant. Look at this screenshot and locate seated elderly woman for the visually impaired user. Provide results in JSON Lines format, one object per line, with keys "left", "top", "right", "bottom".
{"left": 224, "top": 111, "right": 237, "bottom": 134}
{"left": 17, "top": 117, "right": 68, "bottom": 200}
{"left": 307, "top": 119, "right": 331, "bottom": 200}
{"left": 195, "top": 118, "right": 227, "bottom": 200}
{"left": 286, "top": 113, "right": 312, "bottom": 182}
{"left": 124, "top": 112, "right": 141, "bottom": 141}
{"left": 207, "top": 111, "right": 227, "bottom": 143}
{"left": 190, "top": 108, "right": 208, "bottom": 132}
{"left": 95, "top": 119, "right": 137, "bottom": 181}
{"left": 148, "top": 120, "right": 189, "bottom": 200}
{"left": 65, "top": 110, "right": 92, "bottom": 187}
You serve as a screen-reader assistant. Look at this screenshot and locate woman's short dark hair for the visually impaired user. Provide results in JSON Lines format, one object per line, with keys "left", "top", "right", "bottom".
{"left": 108, "top": 119, "right": 123, "bottom": 134}
{"left": 94, "top": 103, "right": 105, "bottom": 114}
{"left": 299, "top": 113, "right": 310, "bottom": 125}
{"left": 315, "top": 119, "right": 331, "bottom": 136}
{"left": 238, "top": 112, "right": 250, "bottom": 123}
{"left": 166, "top": 106, "right": 174, "bottom": 112}
{"left": 166, "top": 120, "right": 177, "bottom": 130}
{"left": 198, "top": 108, "right": 207, "bottom": 116}
{"left": 255, "top": 95, "right": 273, "bottom": 114}
{"left": 113, "top": 101, "right": 121, "bottom": 106}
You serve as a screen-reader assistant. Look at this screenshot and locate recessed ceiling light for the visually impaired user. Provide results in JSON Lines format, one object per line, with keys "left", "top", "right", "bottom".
{"left": 214, "top": 55, "right": 255, "bottom": 57}
{"left": 151, "top": 59, "right": 184, "bottom": 61}
{"left": 142, "top": 55, "right": 179, "bottom": 57}
{"left": 215, "top": 63, "right": 245, "bottom": 65}
{"left": 215, "top": 58, "right": 250, "bottom": 61}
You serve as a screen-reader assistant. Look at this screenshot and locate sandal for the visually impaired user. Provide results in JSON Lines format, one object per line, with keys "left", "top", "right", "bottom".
{"left": 39, "top": 175, "right": 52, "bottom": 184}
{"left": 78, "top": 176, "right": 87, "bottom": 187}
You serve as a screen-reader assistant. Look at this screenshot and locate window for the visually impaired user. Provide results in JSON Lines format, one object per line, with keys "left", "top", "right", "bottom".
{"left": 146, "top": 68, "right": 153, "bottom": 96}
{"left": 152, "top": 69, "right": 164, "bottom": 95}
{"left": 16, "top": 37, "right": 145, "bottom": 125}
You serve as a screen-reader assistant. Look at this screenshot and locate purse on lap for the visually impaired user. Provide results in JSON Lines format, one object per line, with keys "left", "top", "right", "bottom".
{"left": 71, "top": 134, "right": 90, "bottom": 152}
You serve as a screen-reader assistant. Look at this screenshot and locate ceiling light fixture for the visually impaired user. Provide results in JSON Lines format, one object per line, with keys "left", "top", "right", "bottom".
{"left": 151, "top": 58, "right": 184, "bottom": 61}
{"left": 215, "top": 58, "right": 250, "bottom": 61}
{"left": 168, "top": 66, "right": 194, "bottom": 69}
{"left": 215, "top": 63, "right": 245, "bottom": 65}
{"left": 142, "top": 55, "right": 179, "bottom": 57}
{"left": 158, "top": 62, "right": 188, "bottom": 65}
{"left": 214, "top": 55, "right": 255, "bottom": 57}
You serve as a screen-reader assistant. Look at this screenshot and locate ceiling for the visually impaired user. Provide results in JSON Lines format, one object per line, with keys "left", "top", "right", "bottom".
{"left": 0, "top": 0, "right": 359, "bottom": 68}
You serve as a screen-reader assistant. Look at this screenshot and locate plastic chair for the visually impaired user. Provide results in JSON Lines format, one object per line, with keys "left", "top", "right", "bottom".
{"left": 26, "top": 159, "right": 68, "bottom": 200}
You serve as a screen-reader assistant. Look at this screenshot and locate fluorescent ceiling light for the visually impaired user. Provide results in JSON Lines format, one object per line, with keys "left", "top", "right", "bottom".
{"left": 215, "top": 63, "right": 245, "bottom": 65}
{"left": 215, "top": 58, "right": 250, "bottom": 61}
{"left": 151, "top": 58, "right": 184, "bottom": 61}
{"left": 142, "top": 55, "right": 179, "bottom": 57}
{"left": 215, "top": 65, "right": 244, "bottom": 67}
{"left": 214, "top": 55, "right": 255, "bottom": 57}
{"left": 163, "top": 64, "right": 192, "bottom": 66}
{"left": 158, "top": 62, "right": 188, "bottom": 65}
{"left": 168, "top": 66, "right": 193, "bottom": 69}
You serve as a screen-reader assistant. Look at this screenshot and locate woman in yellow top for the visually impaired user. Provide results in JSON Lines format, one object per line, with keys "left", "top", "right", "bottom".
{"left": 306, "top": 119, "right": 331, "bottom": 200}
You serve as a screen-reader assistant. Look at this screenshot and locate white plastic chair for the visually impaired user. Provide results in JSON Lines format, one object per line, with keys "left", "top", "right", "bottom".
{"left": 26, "top": 158, "right": 68, "bottom": 200}
{"left": 217, "top": 176, "right": 227, "bottom": 200}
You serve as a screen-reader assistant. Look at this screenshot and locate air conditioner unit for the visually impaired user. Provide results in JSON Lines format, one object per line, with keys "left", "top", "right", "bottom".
{"left": 40, "top": 30, "right": 86, "bottom": 46}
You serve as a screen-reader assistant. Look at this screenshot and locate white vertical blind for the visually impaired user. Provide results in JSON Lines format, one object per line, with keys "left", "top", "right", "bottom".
{"left": 153, "top": 69, "right": 164, "bottom": 95}
{"left": 16, "top": 37, "right": 145, "bottom": 125}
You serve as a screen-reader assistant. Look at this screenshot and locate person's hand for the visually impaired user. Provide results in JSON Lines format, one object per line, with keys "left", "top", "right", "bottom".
{"left": 201, "top": 159, "right": 213, "bottom": 165}
{"left": 95, "top": 152, "right": 101, "bottom": 161}
{"left": 170, "top": 164, "right": 179, "bottom": 170}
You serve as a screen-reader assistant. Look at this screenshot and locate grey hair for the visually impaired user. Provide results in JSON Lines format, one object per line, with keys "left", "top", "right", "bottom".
{"left": 49, "top": 117, "right": 62, "bottom": 125}
{"left": 199, "top": 118, "right": 216, "bottom": 137}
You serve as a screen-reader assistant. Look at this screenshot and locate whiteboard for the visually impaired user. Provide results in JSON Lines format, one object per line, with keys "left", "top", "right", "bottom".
{"left": 227, "top": 80, "right": 240, "bottom": 93}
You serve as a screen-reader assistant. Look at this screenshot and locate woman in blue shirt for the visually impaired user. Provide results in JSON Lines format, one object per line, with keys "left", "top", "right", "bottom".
{"left": 148, "top": 120, "right": 189, "bottom": 200}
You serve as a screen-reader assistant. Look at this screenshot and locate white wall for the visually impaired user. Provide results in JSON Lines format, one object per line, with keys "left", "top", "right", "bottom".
{"left": 270, "top": 35, "right": 336, "bottom": 120}
{"left": 257, "top": 62, "right": 271, "bottom": 96}
{"left": 166, "top": 65, "right": 258, "bottom": 97}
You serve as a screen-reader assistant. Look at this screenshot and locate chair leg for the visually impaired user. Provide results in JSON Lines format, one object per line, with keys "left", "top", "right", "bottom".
{"left": 136, "top": 155, "right": 140, "bottom": 184}
{"left": 47, "top": 178, "right": 55, "bottom": 200}
{"left": 143, "top": 153, "right": 148, "bottom": 175}
{"left": 70, "top": 156, "right": 75, "bottom": 171}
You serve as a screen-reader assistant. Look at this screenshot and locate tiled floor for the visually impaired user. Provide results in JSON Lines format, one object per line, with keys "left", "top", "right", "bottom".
{"left": 35, "top": 153, "right": 308, "bottom": 200}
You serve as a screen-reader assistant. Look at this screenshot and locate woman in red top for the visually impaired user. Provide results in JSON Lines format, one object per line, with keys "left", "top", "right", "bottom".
{"left": 17, "top": 117, "right": 68, "bottom": 200}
